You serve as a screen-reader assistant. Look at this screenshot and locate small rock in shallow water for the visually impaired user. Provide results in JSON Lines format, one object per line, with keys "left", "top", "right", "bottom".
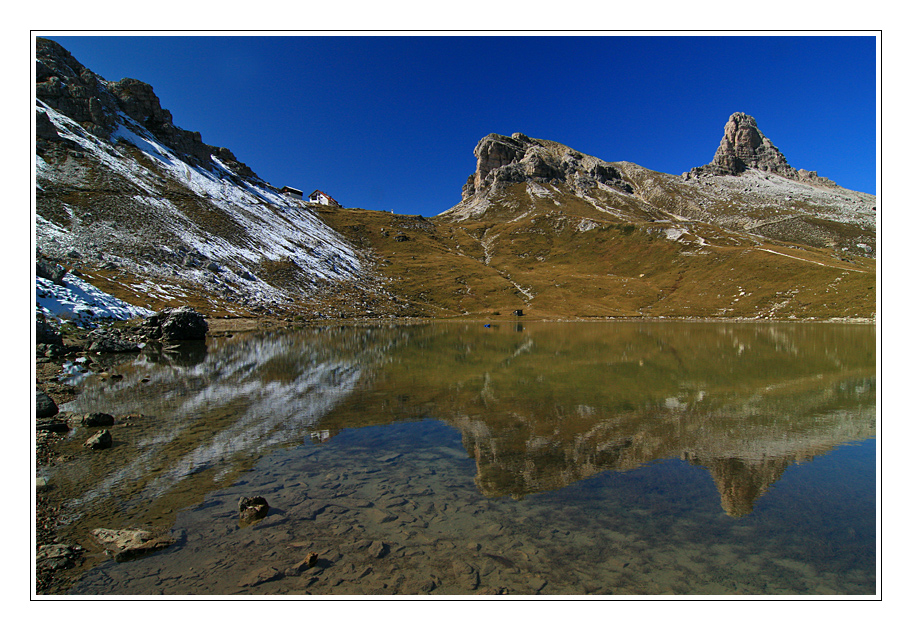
{"left": 36, "top": 419, "right": 69, "bottom": 433}
{"left": 367, "top": 540, "right": 389, "bottom": 558}
{"left": 287, "top": 552, "right": 320, "bottom": 576}
{"left": 84, "top": 429, "right": 113, "bottom": 449}
{"left": 91, "top": 528, "right": 175, "bottom": 562}
{"left": 238, "top": 496, "right": 270, "bottom": 523}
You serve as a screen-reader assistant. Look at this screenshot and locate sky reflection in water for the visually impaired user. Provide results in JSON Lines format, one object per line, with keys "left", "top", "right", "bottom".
{"left": 60, "top": 321, "right": 876, "bottom": 595}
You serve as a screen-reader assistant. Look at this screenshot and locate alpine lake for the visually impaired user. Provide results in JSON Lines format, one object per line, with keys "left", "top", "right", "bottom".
{"left": 45, "top": 320, "right": 877, "bottom": 596}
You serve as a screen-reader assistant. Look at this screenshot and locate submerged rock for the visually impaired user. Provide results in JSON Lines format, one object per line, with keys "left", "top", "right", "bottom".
{"left": 91, "top": 528, "right": 175, "bottom": 562}
{"left": 36, "top": 419, "right": 69, "bottom": 432}
{"left": 36, "top": 543, "right": 82, "bottom": 570}
{"left": 238, "top": 565, "right": 284, "bottom": 587}
{"left": 286, "top": 552, "right": 320, "bottom": 576}
{"left": 368, "top": 540, "right": 389, "bottom": 559}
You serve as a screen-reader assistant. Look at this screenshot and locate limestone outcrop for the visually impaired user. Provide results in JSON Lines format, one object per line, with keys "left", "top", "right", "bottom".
{"left": 462, "top": 132, "right": 633, "bottom": 200}
{"left": 688, "top": 112, "right": 836, "bottom": 186}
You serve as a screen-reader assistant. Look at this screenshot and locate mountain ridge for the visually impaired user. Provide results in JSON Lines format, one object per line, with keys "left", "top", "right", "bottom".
{"left": 34, "top": 38, "right": 876, "bottom": 323}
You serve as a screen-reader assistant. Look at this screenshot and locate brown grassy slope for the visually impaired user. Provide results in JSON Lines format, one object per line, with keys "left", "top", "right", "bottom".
{"left": 315, "top": 207, "right": 521, "bottom": 317}
{"left": 319, "top": 182, "right": 875, "bottom": 320}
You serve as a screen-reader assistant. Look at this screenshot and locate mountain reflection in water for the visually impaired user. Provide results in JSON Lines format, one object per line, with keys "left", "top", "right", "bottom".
{"left": 61, "top": 322, "right": 875, "bottom": 522}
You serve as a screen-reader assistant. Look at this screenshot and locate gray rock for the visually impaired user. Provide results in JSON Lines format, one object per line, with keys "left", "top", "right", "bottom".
{"left": 36, "top": 391, "right": 58, "bottom": 418}
{"left": 687, "top": 112, "right": 836, "bottom": 187}
{"left": 36, "top": 317, "right": 63, "bottom": 345}
{"left": 464, "top": 132, "right": 633, "bottom": 201}
{"left": 36, "top": 255, "right": 67, "bottom": 286}
{"left": 88, "top": 334, "right": 140, "bottom": 353}
{"left": 141, "top": 306, "right": 208, "bottom": 341}
{"left": 39, "top": 343, "right": 66, "bottom": 358}
{"left": 703, "top": 112, "right": 794, "bottom": 177}
{"left": 36, "top": 110, "right": 60, "bottom": 141}
{"left": 92, "top": 528, "right": 151, "bottom": 549}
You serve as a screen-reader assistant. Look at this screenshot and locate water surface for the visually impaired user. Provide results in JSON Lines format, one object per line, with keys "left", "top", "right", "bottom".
{"left": 50, "top": 321, "right": 876, "bottom": 595}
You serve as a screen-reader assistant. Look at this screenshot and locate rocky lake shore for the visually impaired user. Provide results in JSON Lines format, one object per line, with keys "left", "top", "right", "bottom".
{"left": 34, "top": 307, "right": 211, "bottom": 594}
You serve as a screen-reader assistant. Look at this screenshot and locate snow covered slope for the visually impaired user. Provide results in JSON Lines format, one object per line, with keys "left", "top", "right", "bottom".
{"left": 34, "top": 35, "right": 390, "bottom": 318}
{"left": 35, "top": 97, "right": 379, "bottom": 317}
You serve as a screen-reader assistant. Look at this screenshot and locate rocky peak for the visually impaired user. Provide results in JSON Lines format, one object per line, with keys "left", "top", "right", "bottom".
{"left": 35, "top": 37, "right": 260, "bottom": 182}
{"left": 35, "top": 38, "right": 119, "bottom": 136}
{"left": 462, "top": 132, "right": 632, "bottom": 200}
{"left": 720, "top": 112, "right": 792, "bottom": 175}
{"left": 688, "top": 112, "right": 836, "bottom": 186}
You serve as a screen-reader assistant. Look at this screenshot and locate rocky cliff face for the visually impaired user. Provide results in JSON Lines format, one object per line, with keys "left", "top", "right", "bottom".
{"left": 462, "top": 132, "right": 633, "bottom": 200}
{"left": 35, "top": 38, "right": 258, "bottom": 181}
{"left": 687, "top": 112, "right": 835, "bottom": 186}
{"left": 444, "top": 114, "right": 874, "bottom": 252}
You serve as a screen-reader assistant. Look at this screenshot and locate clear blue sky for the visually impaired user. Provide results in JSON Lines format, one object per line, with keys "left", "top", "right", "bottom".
{"left": 44, "top": 34, "right": 877, "bottom": 215}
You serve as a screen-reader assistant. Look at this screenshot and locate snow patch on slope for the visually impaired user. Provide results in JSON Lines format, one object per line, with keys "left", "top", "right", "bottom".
{"left": 36, "top": 274, "right": 153, "bottom": 326}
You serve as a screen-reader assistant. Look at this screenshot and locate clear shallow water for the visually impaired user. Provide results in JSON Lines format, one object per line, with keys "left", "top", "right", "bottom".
{"left": 52, "top": 321, "right": 876, "bottom": 596}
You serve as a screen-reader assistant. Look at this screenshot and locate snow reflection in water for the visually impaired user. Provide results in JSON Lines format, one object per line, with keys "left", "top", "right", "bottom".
{"left": 53, "top": 322, "right": 875, "bottom": 595}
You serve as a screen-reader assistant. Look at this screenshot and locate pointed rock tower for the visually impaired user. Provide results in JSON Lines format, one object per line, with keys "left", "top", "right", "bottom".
{"left": 688, "top": 112, "right": 835, "bottom": 186}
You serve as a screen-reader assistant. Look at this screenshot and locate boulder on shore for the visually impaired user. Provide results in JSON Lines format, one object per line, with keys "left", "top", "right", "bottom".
{"left": 140, "top": 306, "right": 208, "bottom": 341}
{"left": 36, "top": 543, "right": 82, "bottom": 570}
{"left": 36, "top": 316, "right": 63, "bottom": 345}
{"left": 36, "top": 391, "right": 58, "bottom": 418}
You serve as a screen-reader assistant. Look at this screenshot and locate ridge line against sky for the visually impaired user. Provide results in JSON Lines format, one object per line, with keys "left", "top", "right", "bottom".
{"left": 40, "top": 33, "right": 877, "bottom": 216}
